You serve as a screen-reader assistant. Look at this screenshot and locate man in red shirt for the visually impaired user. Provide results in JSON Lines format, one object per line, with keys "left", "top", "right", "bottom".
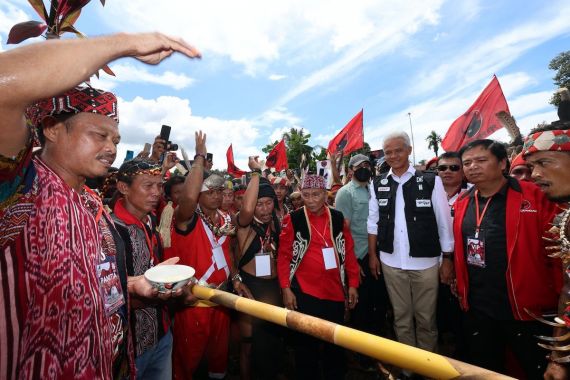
{"left": 277, "top": 174, "right": 359, "bottom": 380}
{"left": 453, "top": 139, "right": 560, "bottom": 378}
{"left": 165, "top": 131, "right": 248, "bottom": 380}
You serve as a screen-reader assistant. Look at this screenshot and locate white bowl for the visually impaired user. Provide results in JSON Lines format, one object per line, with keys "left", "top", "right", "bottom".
{"left": 144, "top": 265, "right": 195, "bottom": 293}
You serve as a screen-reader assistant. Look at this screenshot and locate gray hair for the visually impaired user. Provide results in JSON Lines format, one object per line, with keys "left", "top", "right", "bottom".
{"left": 383, "top": 131, "right": 411, "bottom": 148}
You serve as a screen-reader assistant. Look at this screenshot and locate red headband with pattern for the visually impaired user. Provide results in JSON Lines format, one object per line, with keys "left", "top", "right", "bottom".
{"left": 522, "top": 129, "right": 570, "bottom": 157}
{"left": 301, "top": 174, "right": 326, "bottom": 190}
{"left": 25, "top": 85, "right": 119, "bottom": 127}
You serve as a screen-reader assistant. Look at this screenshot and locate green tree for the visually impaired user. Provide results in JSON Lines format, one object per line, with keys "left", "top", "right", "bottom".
{"left": 426, "top": 130, "right": 442, "bottom": 157}
{"left": 549, "top": 51, "right": 570, "bottom": 106}
{"left": 262, "top": 128, "right": 313, "bottom": 169}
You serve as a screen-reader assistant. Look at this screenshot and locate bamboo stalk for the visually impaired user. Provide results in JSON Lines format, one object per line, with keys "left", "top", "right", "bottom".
{"left": 191, "top": 285, "right": 515, "bottom": 380}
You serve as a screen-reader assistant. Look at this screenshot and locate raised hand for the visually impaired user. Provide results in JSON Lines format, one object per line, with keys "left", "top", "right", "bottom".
{"left": 195, "top": 131, "right": 207, "bottom": 157}
{"left": 132, "top": 32, "right": 202, "bottom": 65}
{"left": 248, "top": 156, "right": 262, "bottom": 171}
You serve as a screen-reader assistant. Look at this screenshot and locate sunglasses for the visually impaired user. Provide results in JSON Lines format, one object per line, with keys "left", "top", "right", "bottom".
{"left": 437, "top": 165, "right": 461, "bottom": 172}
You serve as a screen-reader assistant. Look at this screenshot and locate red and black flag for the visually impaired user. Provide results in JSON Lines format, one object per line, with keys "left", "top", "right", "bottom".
{"left": 265, "top": 139, "right": 288, "bottom": 171}
{"left": 442, "top": 75, "right": 510, "bottom": 152}
{"left": 226, "top": 144, "right": 247, "bottom": 178}
{"left": 327, "top": 109, "right": 364, "bottom": 155}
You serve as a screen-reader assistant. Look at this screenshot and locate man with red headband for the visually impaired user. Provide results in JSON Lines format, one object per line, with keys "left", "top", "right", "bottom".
{"left": 0, "top": 33, "right": 200, "bottom": 380}
{"left": 277, "top": 174, "right": 359, "bottom": 380}
{"left": 523, "top": 95, "right": 570, "bottom": 380}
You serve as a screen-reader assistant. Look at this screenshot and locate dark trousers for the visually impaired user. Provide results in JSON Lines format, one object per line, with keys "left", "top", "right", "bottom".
{"left": 463, "top": 309, "right": 550, "bottom": 379}
{"left": 350, "top": 255, "right": 391, "bottom": 336}
{"left": 291, "top": 289, "right": 346, "bottom": 380}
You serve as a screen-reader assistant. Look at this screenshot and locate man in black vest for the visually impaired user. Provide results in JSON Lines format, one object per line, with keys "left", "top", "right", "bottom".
{"left": 368, "top": 132, "right": 454, "bottom": 378}
{"left": 277, "top": 174, "right": 359, "bottom": 380}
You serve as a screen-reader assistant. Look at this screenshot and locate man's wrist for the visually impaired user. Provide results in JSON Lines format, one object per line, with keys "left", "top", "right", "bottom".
{"left": 442, "top": 252, "right": 454, "bottom": 259}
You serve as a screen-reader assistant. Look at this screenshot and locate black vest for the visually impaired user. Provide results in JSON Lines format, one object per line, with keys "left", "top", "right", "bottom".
{"left": 373, "top": 171, "right": 441, "bottom": 257}
{"left": 289, "top": 207, "right": 347, "bottom": 288}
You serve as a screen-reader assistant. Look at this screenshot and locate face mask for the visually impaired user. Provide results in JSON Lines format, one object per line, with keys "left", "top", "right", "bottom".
{"left": 353, "top": 167, "right": 372, "bottom": 182}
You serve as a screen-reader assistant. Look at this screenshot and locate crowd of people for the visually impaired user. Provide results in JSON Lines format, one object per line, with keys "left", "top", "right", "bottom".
{"left": 1, "top": 31, "right": 570, "bottom": 380}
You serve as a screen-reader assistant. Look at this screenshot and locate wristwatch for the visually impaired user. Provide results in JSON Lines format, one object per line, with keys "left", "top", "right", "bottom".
{"left": 231, "top": 273, "right": 243, "bottom": 283}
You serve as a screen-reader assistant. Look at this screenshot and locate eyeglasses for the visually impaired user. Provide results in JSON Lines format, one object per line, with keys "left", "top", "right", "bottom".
{"left": 437, "top": 165, "right": 461, "bottom": 172}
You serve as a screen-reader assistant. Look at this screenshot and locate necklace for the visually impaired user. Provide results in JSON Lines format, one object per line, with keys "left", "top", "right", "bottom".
{"left": 197, "top": 207, "right": 235, "bottom": 237}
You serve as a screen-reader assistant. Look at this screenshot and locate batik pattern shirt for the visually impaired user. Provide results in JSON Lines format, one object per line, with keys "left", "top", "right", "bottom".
{"left": 0, "top": 144, "right": 133, "bottom": 379}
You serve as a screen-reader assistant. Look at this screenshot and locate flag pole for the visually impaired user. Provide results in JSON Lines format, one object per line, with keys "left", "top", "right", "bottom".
{"left": 407, "top": 112, "right": 416, "bottom": 166}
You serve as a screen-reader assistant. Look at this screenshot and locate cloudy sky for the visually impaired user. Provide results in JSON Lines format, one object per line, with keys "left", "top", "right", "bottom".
{"left": 1, "top": 0, "right": 569, "bottom": 169}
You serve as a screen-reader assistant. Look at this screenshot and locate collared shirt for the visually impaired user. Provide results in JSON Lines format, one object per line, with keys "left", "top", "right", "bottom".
{"left": 334, "top": 179, "right": 370, "bottom": 260}
{"left": 367, "top": 165, "right": 454, "bottom": 270}
{"left": 0, "top": 146, "right": 133, "bottom": 379}
{"left": 461, "top": 180, "right": 513, "bottom": 320}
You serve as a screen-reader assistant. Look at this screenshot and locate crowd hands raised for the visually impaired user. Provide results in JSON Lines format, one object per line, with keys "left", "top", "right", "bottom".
{"left": 1, "top": 31, "right": 570, "bottom": 380}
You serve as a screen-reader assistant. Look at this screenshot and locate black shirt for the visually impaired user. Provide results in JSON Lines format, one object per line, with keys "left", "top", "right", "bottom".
{"left": 461, "top": 179, "right": 514, "bottom": 320}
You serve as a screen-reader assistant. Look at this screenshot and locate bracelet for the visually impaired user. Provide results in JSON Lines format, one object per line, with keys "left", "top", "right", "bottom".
{"left": 442, "top": 252, "right": 454, "bottom": 259}
{"left": 251, "top": 172, "right": 261, "bottom": 177}
{"left": 251, "top": 168, "right": 262, "bottom": 174}
{"left": 231, "top": 273, "right": 243, "bottom": 282}
{"left": 194, "top": 154, "right": 206, "bottom": 160}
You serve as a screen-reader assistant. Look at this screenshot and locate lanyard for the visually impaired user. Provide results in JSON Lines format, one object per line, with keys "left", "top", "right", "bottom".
{"left": 474, "top": 190, "right": 493, "bottom": 238}
{"left": 311, "top": 219, "right": 330, "bottom": 247}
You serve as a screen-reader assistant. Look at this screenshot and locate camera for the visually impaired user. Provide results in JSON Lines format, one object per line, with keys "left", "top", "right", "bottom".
{"left": 167, "top": 141, "right": 179, "bottom": 151}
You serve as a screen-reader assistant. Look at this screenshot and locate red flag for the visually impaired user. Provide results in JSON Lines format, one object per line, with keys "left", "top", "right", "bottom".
{"left": 327, "top": 109, "right": 364, "bottom": 155}
{"left": 442, "top": 75, "right": 510, "bottom": 152}
{"left": 226, "top": 144, "right": 246, "bottom": 178}
{"left": 265, "top": 139, "right": 288, "bottom": 171}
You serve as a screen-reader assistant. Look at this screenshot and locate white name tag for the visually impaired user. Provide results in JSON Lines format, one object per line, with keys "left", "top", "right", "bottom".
{"left": 213, "top": 246, "right": 228, "bottom": 269}
{"left": 378, "top": 199, "right": 388, "bottom": 206}
{"left": 416, "top": 199, "right": 431, "bottom": 207}
{"left": 322, "top": 247, "right": 337, "bottom": 270}
{"left": 378, "top": 186, "right": 390, "bottom": 192}
{"left": 255, "top": 254, "right": 271, "bottom": 277}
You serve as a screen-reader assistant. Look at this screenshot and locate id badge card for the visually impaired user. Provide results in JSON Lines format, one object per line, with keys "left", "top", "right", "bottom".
{"left": 255, "top": 253, "right": 271, "bottom": 277}
{"left": 322, "top": 247, "right": 338, "bottom": 270}
{"left": 96, "top": 253, "right": 125, "bottom": 316}
{"left": 466, "top": 234, "right": 486, "bottom": 268}
{"left": 213, "top": 246, "right": 228, "bottom": 270}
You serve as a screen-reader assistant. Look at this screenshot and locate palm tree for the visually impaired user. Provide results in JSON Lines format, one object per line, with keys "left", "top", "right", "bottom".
{"left": 426, "top": 130, "right": 442, "bottom": 157}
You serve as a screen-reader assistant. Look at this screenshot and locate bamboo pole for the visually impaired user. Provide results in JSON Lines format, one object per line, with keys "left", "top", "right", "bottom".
{"left": 192, "top": 285, "right": 515, "bottom": 380}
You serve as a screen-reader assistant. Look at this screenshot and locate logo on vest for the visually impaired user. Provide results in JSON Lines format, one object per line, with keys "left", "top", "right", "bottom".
{"left": 378, "top": 186, "right": 390, "bottom": 192}
{"left": 416, "top": 199, "right": 431, "bottom": 207}
{"left": 378, "top": 199, "right": 389, "bottom": 207}
{"left": 380, "top": 179, "right": 388, "bottom": 185}
{"left": 520, "top": 199, "right": 537, "bottom": 213}
{"left": 416, "top": 177, "right": 423, "bottom": 183}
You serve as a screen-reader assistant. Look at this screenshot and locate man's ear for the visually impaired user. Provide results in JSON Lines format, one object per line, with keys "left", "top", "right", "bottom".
{"left": 40, "top": 116, "right": 65, "bottom": 143}
{"left": 117, "top": 181, "right": 130, "bottom": 196}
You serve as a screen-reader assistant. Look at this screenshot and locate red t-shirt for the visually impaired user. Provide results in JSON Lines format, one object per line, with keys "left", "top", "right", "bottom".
{"left": 277, "top": 208, "right": 359, "bottom": 302}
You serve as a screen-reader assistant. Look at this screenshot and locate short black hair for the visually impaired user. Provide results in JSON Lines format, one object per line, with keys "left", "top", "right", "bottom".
{"left": 164, "top": 175, "right": 185, "bottom": 198}
{"left": 437, "top": 151, "right": 461, "bottom": 165}
{"left": 37, "top": 112, "right": 76, "bottom": 146}
{"left": 459, "top": 139, "right": 510, "bottom": 173}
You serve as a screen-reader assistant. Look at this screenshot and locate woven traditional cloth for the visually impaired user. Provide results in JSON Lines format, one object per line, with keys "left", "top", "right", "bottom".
{"left": 300, "top": 174, "right": 326, "bottom": 190}
{"left": 522, "top": 129, "right": 570, "bottom": 157}
{"left": 25, "top": 85, "right": 118, "bottom": 127}
{"left": 0, "top": 152, "right": 133, "bottom": 379}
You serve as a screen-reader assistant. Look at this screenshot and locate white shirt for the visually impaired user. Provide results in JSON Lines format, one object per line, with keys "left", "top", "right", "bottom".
{"left": 367, "top": 165, "right": 454, "bottom": 270}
